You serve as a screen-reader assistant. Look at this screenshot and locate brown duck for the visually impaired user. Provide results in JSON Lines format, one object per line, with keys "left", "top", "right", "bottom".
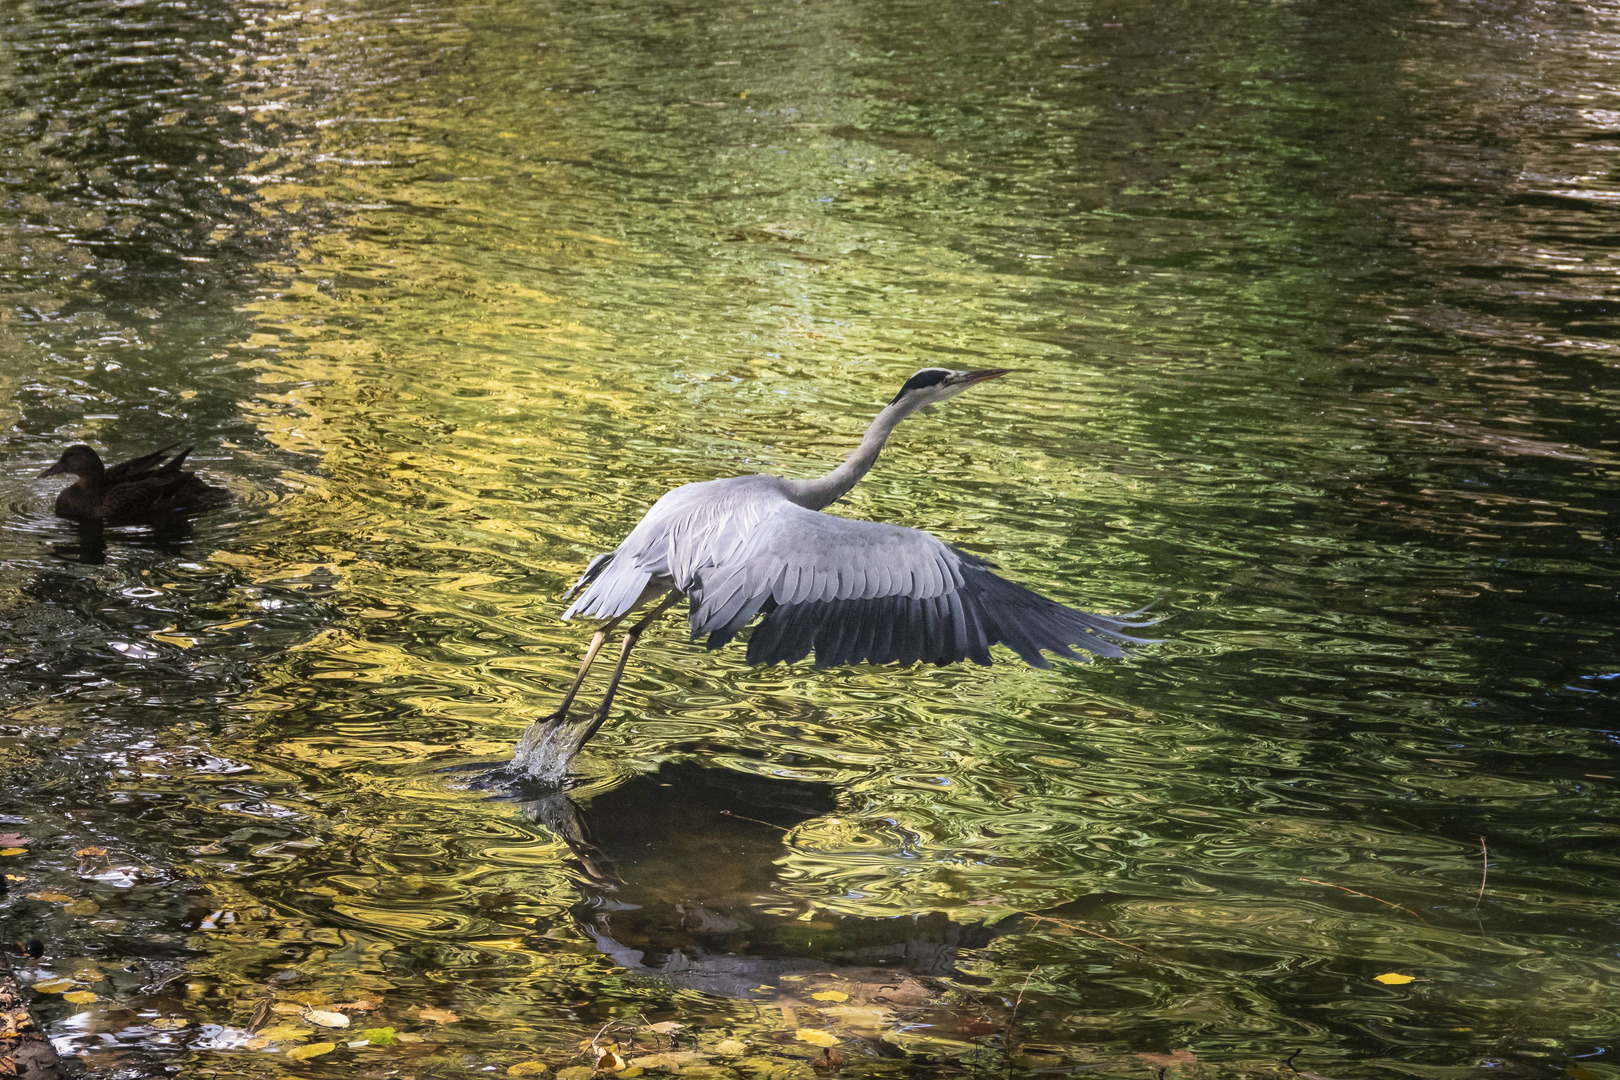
{"left": 41, "top": 443, "right": 229, "bottom": 521}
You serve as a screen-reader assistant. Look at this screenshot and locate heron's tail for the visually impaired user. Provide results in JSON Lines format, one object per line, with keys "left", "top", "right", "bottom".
{"left": 560, "top": 551, "right": 615, "bottom": 604}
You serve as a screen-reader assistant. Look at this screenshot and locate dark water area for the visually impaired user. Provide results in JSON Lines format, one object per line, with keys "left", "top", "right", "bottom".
{"left": 2, "top": 0, "right": 1618, "bottom": 1076}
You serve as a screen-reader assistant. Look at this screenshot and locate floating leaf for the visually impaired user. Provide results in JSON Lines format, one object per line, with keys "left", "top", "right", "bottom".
{"left": 26, "top": 891, "right": 72, "bottom": 903}
{"left": 594, "top": 1048, "right": 627, "bottom": 1072}
{"left": 75, "top": 847, "right": 107, "bottom": 858}
{"left": 508, "top": 1061, "right": 549, "bottom": 1076}
{"left": 1568, "top": 1066, "right": 1602, "bottom": 1080}
{"left": 272, "top": 1002, "right": 305, "bottom": 1015}
{"left": 63, "top": 991, "right": 98, "bottom": 1004}
{"left": 255, "top": 1025, "right": 310, "bottom": 1041}
{"left": 811, "top": 991, "right": 848, "bottom": 1002}
{"left": 1138, "top": 1050, "right": 1198, "bottom": 1068}
{"left": 813, "top": 1047, "right": 845, "bottom": 1072}
{"left": 1374, "top": 973, "right": 1415, "bottom": 985}
{"left": 419, "top": 1006, "right": 460, "bottom": 1024}
{"left": 0, "top": 848, "right": 26, "bottom": 857}
{"left": 796, "top": 1029, "right": 840, "bottom": 1048}
{"left": 64, "top": 900, "right": 100, "bottom": 916}
{"left": 714, "top": 1039, "right": 748, "bottom": 1056}
{"left": 30, "top": 978, "right": 75, "bottom": 994}
{"left": 305, "top": 1009, "right": 350, "bottom": 1028}
{"left": 556, "top": 1067, "right": 595, "bottom": 1080}
{"left": 642, "top": 1020, "right": 682, "bottom": 1035}
{"left": 631, "top": 1052, "right": 707, "bottom": 1070}
{"left": 286, "top": 1040, "right": 336, "bottom": 1060}
{"left": 395, "top": 1031, "right": 425, "bottom": 1044}
{"left": 361, "top": 1027, "right": 396, "bottom": 1046}
{"left": 0, "top": 834, "right": 32, "bottom": 847}
{"left": 150, "top": 1017, "right": 189, "bottom": 1030}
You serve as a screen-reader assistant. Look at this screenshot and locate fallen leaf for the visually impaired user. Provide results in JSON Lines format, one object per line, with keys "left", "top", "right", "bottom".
{"left": 1138, "top": 1050, "right": 1198, "bottom": 1068}
{"left": 508, "top": 1061, "right": 549, "bottom": 1076}
{"left": 813, "top": 1047, "right": 845, "bottom": 1072}
{"left": 1568, "top": 1067, "right": 1602, "bottom": 1080}
{"left": 254, "top": 1025, "right": 310, "bottom": 1041}
{"left": 1374, "top": 973, "right": 1414, "bottom": 985}
{"left": 271, "top": 1002, "right": 304, "bottom": 1015}
{"left": 810, "top": 991, "right": 848, "bottom": 1003}
{"left": 26, "top": 891, "right": 72, "bottom": 903}
{"left": 360, "top": 1027, "right": 396, "bottom": 1045}
{"left": 335, "top": 996, "right": 383, "bottom": 1011}
{"left": 594, "top": 1049, "right": 627, "bottom": 1072}
{"left": 395, "top": 1031, "right": 426, "bottom": 1043}
{"left": 630, "top": 1052, "right": 707, "bottom": 1069}
{"left": 796, "top": 1029, "right": 840, "bottom": 1048}
{"left": 150, "top": 1017, "right": 189, "bottom": 1030}
{"left": 0, "top": 848, "right": 26, "bottom": 858}
{"left": 63, "top": 991, "right": 98, "bottom": 1004}
{"left": 1, "top": 1006, "right": 34, "bottom": 1039}
{"left": 63, "top": 900, "right": 100, "bottom": 916}
{"left": 556, "top": 1068, "right": 595, "bottom": 1080}
{"left": 420, "top": 1006, "right": 460, "bottom": 1024}
{"left": 74, "top": 847, "right": 107, "bottom": 858}
{"left": 30, "top": 978, "right": 76, "bottom": 994}
{"left": 304, "top": 1008, "right": 350, "bottom": 1028}
{"left": 0, "top": 834, "right": 32, "bottom": 846}
{"left": 714, "top": 1039, "right": 748, "bottom": 1056}
{"left": 286, "top": 1040, "right": 336, "bottom": 1061}
{"left": 642, "top": 1020, "right": 682, "bottom": 1035}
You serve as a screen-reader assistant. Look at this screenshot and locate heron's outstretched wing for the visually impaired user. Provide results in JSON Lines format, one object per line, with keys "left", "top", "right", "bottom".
{"left": 686, "top": 502, "right": 1156, "bottom": 669}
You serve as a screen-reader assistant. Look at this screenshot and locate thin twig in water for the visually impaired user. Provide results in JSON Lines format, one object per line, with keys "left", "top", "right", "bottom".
{"left": 1284, "top": 1050, "right": 1303, "bottom": 1074}
{"left": 1474, "top": 837, "right": 1488, "bottom": 910}
{"left": 1028, "top": 915, "right": 1150, "bottom": 956}
{"left": 1298, "top": 878, "right": 1426, "bottom": 924}
{"left": 718, "top": 809, "right": 789, "bottom": 833}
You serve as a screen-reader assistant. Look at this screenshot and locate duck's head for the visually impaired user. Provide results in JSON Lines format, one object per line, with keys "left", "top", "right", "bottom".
{"left": 41, "top": 445, "right": 104, "bottom": 479}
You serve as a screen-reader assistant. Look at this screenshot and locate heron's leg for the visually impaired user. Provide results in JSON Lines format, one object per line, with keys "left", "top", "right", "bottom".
{"left": 516, "top": 617, "right": 626, "bottom": 761}
{"left": 570, "top": 592, "right": 683, "bottom": 751}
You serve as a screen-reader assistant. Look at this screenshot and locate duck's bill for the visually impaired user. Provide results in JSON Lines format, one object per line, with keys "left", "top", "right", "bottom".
{"left": 39, "top": 462, "right": 66, "bottom": 478}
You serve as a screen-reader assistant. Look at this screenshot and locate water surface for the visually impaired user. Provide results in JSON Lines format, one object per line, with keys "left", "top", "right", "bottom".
{"left": 2, "top": 0, "right": 1618, "bottom": 1077}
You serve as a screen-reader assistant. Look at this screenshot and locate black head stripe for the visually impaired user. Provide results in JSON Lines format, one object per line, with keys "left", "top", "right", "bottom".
{"left": 889, "top": 368, "right": 951, "bottom": 404}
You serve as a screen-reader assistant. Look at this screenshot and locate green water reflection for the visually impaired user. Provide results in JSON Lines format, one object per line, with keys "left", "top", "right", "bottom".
{"left": 2, "top": 0, "right": 1618, "bottom": 1076}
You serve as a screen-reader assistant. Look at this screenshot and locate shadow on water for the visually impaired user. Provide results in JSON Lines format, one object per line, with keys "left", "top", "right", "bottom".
{"left": 517, "top": 761, "right": 1023, "bottom": 1004}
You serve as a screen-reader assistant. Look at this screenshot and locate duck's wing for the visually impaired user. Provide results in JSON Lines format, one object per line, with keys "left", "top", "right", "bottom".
{"left": 686, "top": 502, "right": 1158, "bottom": 669}
{"left": 105, "top": 443, "right": 183, "bottom": 484}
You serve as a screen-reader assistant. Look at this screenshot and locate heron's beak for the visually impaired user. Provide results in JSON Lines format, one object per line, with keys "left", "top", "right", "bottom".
{"left": 40, "top": 462, "right": 67, "bottom": 478}
{"left": 951, "top": 368, "right": 1015, "bottom": 386}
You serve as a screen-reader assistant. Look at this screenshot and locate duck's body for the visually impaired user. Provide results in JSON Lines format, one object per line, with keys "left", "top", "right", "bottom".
{"left": 42, "top": 444, "right": 229, "bottom": 521}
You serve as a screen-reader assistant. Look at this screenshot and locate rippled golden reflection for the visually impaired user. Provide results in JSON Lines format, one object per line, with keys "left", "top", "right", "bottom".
{"left": 3, "top": 0, "right": 1619, "bottom": 1076}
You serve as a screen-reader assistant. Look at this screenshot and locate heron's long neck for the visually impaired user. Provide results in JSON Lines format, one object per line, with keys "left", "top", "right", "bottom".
{"left": 785, "top": 402, "right": 910, "bottom": 511}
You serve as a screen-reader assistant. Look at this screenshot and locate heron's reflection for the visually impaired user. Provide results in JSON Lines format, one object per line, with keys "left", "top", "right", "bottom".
{"left": 519, "top": 762, "right": 1020, "bottom": 1001}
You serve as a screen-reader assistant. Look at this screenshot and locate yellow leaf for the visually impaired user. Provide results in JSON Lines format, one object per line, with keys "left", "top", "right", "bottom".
{"left": 75, "top": 847, "right": 107, "bottom": 858}
{"left": 714, "top": 1039, "right": 748, "bottom": 1056}
{"left": 272, "top": 1002, "right": 304, "bottom": 1014}
{"left": 1374, "top": 973, "right": 1415, "bottom": 985}
{"left": 595, "top": 1049, "right": 627, "bottom": 1072}
{"left": 0, "top": 848, "right": 26, "bottom": 857}
{"left": 508, "top": 1062, "right": 550, "bottom": 1076}
{"left": 395, "top": 1031, "right": 425, "bottom": 1044}
{"left": 796, "top": 1029, "right": 840, "bottom": 1048}
{"left": 811, "top": 991, "right": 848, "bottom": 1002}
{"left": 254, "top": 1025, "right": 310, "bottom": 1041}
{"left": 30, "top": 979, "right": 75, "bottom": 994}
{"left": 1568, "top": 1067, "right": 1601, "bottom": 1080}
{"left": 150, "top": 1017, "right": 189, "bottom": 1030}
{"left": 420, "top": 1006, "right": 460, "bottom": 1024}
{"left": 286, "top": 1040, "right": 336, "bottom": 1060}
{"left": 26, "top": 891, "right": 72, "bottom": 903}
{"left": 64, "top": 900, "right": 100, "bottom": 916}
{"left": 63, "top": 991, "right": 98, "bottom": 1004}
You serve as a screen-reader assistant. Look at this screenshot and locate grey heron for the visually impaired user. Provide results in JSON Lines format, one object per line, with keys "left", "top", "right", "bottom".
{"left": 517, "top": 367, "right": 1155, "bottom": 774}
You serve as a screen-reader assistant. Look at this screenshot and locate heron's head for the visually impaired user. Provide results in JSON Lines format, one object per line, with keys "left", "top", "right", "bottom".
{"left": 887, "top": 367, "right": 1013, "bottom": 412}
{"left": 41, "top": 445, "right": 104, "bottom": 479}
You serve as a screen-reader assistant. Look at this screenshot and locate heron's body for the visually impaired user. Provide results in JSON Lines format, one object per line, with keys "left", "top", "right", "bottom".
{"left": 517, "top": 367, "right": 1155, "bottom": 776}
